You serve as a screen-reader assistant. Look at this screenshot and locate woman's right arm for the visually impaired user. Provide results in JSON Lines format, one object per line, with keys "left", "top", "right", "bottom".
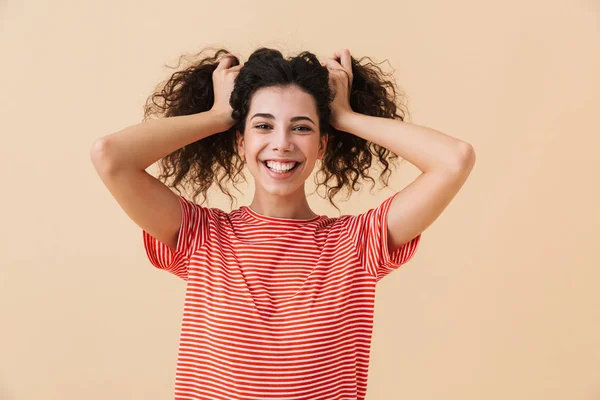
{"left": 89, "top": 110, "right": 234, "bottom": 251}
{"left": 90, "top": 55, "right": 240, "bottom": 251}
{"left": 90, "top": 110, "right": 234, "bottom": 172}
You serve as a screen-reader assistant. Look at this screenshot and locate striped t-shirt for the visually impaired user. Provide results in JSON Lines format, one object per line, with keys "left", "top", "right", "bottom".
{"left": 142, "top": 192, "right": 421, "bottom": 400}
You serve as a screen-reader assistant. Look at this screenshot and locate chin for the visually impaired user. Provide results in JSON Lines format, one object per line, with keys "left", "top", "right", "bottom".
{"left": 259, "top": 180, "right": 304, "bottom": 196}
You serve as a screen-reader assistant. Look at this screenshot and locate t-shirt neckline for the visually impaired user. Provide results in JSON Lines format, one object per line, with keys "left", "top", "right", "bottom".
{"left": 241, "top": 205, "right": 324, "bottom": 224}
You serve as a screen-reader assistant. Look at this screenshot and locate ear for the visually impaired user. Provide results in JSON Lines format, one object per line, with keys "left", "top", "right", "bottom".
{"left": 236, "top": 130, "right": 245, "bottom": 158}
{"left": 318, "top": 133, "right": 328, "bottom": 160}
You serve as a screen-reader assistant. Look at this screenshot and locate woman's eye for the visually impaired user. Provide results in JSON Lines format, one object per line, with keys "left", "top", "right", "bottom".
{"left": 254, "top": 124, "right": 311, "bottom": 132}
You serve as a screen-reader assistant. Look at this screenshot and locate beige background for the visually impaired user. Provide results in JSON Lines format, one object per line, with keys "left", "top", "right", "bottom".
{"left": 1, "top": 0, "right": 599, "bottom": 399}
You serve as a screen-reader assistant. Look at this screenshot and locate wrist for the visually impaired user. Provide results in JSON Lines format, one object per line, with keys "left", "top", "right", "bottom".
{"left": 207, "top": 108, "right": 236, "bottom": 131}
{"left": 332, "top": 111, "right": 358, "bottom": 133}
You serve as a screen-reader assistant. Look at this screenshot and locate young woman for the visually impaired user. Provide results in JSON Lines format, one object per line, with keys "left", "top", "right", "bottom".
{"left": 91, "top": 47, "right": 475, "bottom": 400}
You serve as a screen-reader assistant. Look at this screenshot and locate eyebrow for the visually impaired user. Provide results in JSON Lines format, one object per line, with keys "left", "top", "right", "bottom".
{"left": 250, "top": 113, "right": 315, "bottom": 125}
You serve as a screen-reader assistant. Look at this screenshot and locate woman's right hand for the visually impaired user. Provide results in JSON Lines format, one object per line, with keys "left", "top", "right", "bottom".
{"left": 210, "top": 54, "right": 242, "bottom": 129}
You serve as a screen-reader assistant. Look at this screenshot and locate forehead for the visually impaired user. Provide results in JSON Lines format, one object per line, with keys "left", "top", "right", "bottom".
{"left": 248, "top": 85, "right": 317, "bottom": 117}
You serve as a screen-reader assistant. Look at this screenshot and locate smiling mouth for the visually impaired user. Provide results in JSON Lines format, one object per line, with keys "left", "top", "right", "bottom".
{"left": 262, "top": 161, "right": 301, "bottom": 172}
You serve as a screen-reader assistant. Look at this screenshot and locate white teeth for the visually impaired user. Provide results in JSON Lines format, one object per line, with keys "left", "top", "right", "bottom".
{"left": 265, "top": 160, "right": 297, "bottom": 172}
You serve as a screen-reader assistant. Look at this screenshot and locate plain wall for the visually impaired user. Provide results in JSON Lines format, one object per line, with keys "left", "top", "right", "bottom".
{"left": 1, "top": 0, "right": 599, "bottom": 398}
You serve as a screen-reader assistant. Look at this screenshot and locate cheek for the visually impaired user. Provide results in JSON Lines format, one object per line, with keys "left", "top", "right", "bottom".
{"left": 306, "top": 139, "right": 323, "bottom": 160}
{"left": 239, "top": 135, "right": 253, "bottom": 158}
{"left": 242, "top": 142, "right": 261, "bottom": 165}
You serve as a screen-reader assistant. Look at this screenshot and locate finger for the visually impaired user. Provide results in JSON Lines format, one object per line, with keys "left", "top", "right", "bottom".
{"left": 333, "top": 49, "right": 352, "bottom": 71}
{"left": 322, "top": 57, "right": 341, "bottom": 69}
{"left": 323, "top": 58, "right": 349, "bottom": 84}
{"left": 215, "top": 54, "right": 236, "bottom": 70}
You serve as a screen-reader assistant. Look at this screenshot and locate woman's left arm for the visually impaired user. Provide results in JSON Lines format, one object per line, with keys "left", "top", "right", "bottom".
{"left": 324, "top": 49, "right": 476, "bottom": 252}
{"left": 338, "top": 113, "right": 476, "bottom": 252}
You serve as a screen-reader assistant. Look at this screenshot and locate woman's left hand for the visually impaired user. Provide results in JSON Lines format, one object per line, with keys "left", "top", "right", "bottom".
{"left": 321, "top": 49, "right": 354, "bottom": 130}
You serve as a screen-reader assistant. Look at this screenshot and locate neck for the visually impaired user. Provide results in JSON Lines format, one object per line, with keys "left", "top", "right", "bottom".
{"left": 249, "top": 186, "right": 318, "bottom": 220}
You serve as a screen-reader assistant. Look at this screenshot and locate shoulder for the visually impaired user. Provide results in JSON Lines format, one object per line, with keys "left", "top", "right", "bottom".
{"left": 312, "top": 214, "right": 356, "bottom": 237}
{"left": 177, "top": 196, "right": 234, "bottom": 231}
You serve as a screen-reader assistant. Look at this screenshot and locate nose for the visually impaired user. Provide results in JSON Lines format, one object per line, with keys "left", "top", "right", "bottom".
{"left": 271, "top": 127, "right": 294, "bottom": 153}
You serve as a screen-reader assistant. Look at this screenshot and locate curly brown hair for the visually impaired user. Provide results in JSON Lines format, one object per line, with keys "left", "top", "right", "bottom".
{"left": 142, "top": 46, "right": 410, "bottom": 211}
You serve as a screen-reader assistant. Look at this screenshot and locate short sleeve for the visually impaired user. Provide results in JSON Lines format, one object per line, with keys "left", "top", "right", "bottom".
{"left": 342, "top": 192, "right": 422, "bottom": 282}
{"left": 142, "top": 194, "right": 211, "bottom": 281}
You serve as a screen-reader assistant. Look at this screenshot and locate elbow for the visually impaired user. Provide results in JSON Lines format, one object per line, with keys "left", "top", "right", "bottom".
{"left": 90, "top": 138, "right": 118, "bottom": 175}
{"left": 447, "top": 142, "right": 476, "bottom": 174}
{"left": 458, "top": 142, "right": 476, "bottom": 167}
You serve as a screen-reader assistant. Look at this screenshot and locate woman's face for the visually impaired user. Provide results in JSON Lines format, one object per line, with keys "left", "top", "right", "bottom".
{"left": 237, "top": 84, "right": 327, "bottom": 198}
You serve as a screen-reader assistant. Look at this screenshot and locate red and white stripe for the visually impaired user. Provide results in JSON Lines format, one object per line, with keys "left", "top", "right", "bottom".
{"left": 142, "top": 193, "right": 421, "bottom": 400}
